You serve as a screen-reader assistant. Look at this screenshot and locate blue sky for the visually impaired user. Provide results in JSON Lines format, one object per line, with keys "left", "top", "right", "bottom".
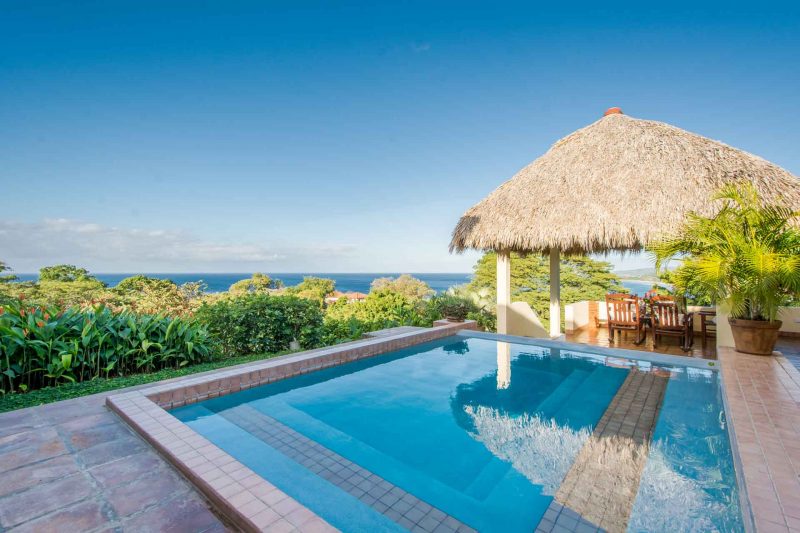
{"left": 1, "top": 1, "right": 798, "bottom": 274}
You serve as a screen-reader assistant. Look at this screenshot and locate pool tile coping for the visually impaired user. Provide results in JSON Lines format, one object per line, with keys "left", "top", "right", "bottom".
{"left": 107, "top": 320, "right": 476, "bottom": 532}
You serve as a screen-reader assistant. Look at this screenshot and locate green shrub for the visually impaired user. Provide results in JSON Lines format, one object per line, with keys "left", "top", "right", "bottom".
{"left": 436, "top": 294, "right": 472, "bottom": 321}
{"left": 195, "top": 294, "right": 324, "bottom": 357}
{"left": 321, "top": 289, "right": 444, "bottom": 343}
{"left": 0, "top": 300, "right": 212, "bottom": 394}
{"left": 286, "top": 277, "right": 336, "bottom": 305}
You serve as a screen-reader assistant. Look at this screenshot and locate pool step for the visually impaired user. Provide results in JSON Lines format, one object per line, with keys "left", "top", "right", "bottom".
{"left": 548, "top": 366, "right": 630, "bottom": 428}
{"left": 462, "top": 456, "right": 511, "bottom": 500}
{"left": 220, "top": 405, "right": 476, "bottom": 533}
{"left": 535, "top": 369, "right": 590, "bottom": 417}
{"left": 540, "top": 368, "right": 669, "bottom": 533}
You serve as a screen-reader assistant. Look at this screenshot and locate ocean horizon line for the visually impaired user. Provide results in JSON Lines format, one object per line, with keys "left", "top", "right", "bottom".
{"left": 12, "top": 271, "right": 474, "bottom": 276}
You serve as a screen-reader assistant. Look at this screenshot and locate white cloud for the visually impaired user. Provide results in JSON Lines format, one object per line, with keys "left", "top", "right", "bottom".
{"left": 0, "top": 218, "right": 356, "bottom": 272}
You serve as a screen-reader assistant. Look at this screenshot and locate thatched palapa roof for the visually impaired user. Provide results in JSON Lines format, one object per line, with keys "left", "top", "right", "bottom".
{"left": 450, "top": 109, "right": 800, "bottom": 254}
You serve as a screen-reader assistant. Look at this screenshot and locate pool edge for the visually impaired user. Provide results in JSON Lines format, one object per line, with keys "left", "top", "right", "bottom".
{"left": 717, "top": 347, "right": 800, "bottom": 533}
{"left": 107, "top": 319, "right": 477, "bottom": 532}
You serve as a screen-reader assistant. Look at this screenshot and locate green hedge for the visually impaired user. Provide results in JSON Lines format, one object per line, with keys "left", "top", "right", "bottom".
{"left": 0, "top": 301, "right": 212, "bottom": 394}
{"left": 0, "top": 350, "right": 291, "bottom": 413}
{"left": 195, "top": 294, "right": 324, "bottom": 356}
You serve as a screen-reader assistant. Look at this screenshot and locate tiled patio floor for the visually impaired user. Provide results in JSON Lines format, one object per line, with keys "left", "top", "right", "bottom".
{"left": 0, "top": 391, "right": 227, "bottom": 532}
{"left": 566, "top": 325, "right": 717, "bottom": 359}
{"left": 719, "top": 344, "right": 800, "bottom": 533}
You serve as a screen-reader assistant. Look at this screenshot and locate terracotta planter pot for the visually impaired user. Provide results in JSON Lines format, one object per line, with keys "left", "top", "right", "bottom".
{"left": 445, "top": 316, "right": 466, "bottom": 323}
{"left": 728, "top": 318, "right": 782, "bottom": 355}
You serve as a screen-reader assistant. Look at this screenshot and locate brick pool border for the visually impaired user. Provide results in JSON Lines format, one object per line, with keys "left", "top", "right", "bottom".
{"left": 107, "top": 320, "right": 476, "bottom": 532}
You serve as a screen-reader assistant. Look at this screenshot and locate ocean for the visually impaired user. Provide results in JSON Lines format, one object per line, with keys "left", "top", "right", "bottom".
{"left": 13, "top": 272, "right": 654, "bottom": 296}
{"left": 12, "top": 273, "right": 473, "bottom": 294}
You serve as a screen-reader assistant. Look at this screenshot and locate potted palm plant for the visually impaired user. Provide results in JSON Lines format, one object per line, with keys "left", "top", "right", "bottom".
{"left": 650, "top": 184, "right": 799, "bottom": 355}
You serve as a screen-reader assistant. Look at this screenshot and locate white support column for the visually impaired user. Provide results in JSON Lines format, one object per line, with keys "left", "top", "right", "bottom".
{"left": 549, "top": 249, "right": 561, "bottom": 338}
{"left": 496, "top": 341, "right": 511, "bottom": 389}
{"left": 496, "top": 251, "right": 511, "bottom": 335}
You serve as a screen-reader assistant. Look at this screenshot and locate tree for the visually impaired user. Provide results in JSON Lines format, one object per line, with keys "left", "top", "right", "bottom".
{"left": 20, "top": 279, "right": 109, "bottom": 308}
{"left": 370, "top": 274, "right": 434, "bottom": 301}
{"left": 326, "top": 288, "right": 417, "bottom": 325}
{"left": 112, "top": 275, "right": 202, "bottom": 315}
{"left": 649, "top": 184, "right": 800, "bottom": 321}
{"left": 656, "top": 269, "right": 711, "bottom": 306}
{"left": 39, "top": 264, "right": 99, "bottom": 283}
{"left": 1, "top": 264, "right": 109, "bottom": 308}
{"left": 288, "top": 277, "right": 335, "bottom": 303}
{"left": 0, "top": 261, "right": 17, "bottom": 284}
{"left": 467, "top": 252, "right": 625, "bottom": 328}
{"left": 228, "top": 273, "right": 283, "bottom": 295}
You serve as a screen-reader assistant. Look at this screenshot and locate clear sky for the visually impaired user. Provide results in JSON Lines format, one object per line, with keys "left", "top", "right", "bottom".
{"left": 1, "top": 1, "right": 798, "bottom": 274}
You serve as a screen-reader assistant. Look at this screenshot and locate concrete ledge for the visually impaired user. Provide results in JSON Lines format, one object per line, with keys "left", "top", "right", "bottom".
{"left": 107, "top": 320, "right": 476, "bottom": 532}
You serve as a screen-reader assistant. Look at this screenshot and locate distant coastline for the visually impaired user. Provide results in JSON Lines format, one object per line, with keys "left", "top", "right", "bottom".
{"left": 12, "top": 272, "right": 657, "bottom": 296}
{"left": 615, "top": 267, "right": 661, "bottom": 283}
{"left": 11, "top": 273, "right": 474, "bottom": 294}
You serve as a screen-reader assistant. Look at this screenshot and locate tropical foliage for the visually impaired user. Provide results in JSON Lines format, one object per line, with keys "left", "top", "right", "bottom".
{"left": 3, "top": 278, "right": 109, "bottom": 309}
{"left": 286, "top": 276, "right": 336, "bottom": 304}
{"left": 436, "top": 294, "right": 472, "bottom": 321}
{"left": 370, "top": 274, "right": 434, "bottom": 301}
{"left": 111, "top": 275, "right": 205, "bottom": 315}
{"left": 322, "top": 284, "right": 443, "bottom": 342}
{"left": 0, "top": 261, "right": 18, "bottom": 285}
{"left": 194, "top": 294, "right": 324, "bottom": 357}
{"left": 228, "top": 273, "right": 283, "bottom": 295}
{"left": 0, "top": 301, "right": 211, "bottom": 395}
{"left": 39, "top": 264, "right": 98, "bottom": 282}
{"left": 650, "top": 184, "right": 800, "bottom": 321}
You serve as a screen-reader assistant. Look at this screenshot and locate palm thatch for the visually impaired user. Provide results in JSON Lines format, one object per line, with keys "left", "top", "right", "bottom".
{"left": 450, "top": 110, "right": 800, "bottom": 254}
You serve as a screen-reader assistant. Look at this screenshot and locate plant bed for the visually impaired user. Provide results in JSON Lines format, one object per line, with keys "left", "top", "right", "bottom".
{"left": 0, "top": 350, "right": 294, "bottom": 413}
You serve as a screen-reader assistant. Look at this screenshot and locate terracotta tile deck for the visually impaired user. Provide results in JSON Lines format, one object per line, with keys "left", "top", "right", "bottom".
{"left": 0, "top": 393, "right": 226, "bottom": 532}
{"left": 719, "top": 345, "right": 800, "bottom": 533}
{"left": 566, "top": 324, "right": 717, "bottom": 360}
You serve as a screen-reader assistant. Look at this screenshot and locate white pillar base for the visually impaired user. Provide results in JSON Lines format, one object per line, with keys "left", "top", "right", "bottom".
{"left": 549, "top": 249, "right": 561, "bottom": 338}
{"left": 497, "top": 252, "right": 511, "bottom": 335}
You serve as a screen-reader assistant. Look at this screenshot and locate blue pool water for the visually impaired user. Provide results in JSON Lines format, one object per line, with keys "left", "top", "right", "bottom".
{"left": 172, "top": 335, "right": 743, "bottom": 532}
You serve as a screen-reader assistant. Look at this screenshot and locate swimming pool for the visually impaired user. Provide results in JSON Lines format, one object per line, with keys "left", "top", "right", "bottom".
{"left": 172, "top": 334, "right": 743, "bottom": 532}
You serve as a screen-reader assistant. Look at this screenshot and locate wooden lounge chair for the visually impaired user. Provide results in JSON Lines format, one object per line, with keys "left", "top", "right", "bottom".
{"left": 649, "top": 295, "right": 693, "bottom": 351}
{"left": 605, "top": 293, "right": 645, "bottom": 344}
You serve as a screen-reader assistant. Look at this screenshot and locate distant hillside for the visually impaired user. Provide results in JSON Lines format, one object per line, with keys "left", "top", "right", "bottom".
{"left": 615, "top": 267, "right": 660, "bottom": 281}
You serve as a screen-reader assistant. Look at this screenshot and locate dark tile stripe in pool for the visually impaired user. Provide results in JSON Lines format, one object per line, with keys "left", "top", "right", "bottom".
{"left": 220, "top": 405, "right": 476, "bottom": 533}
{"left": 537, "top": 368, "right": 669, "bottom": 533}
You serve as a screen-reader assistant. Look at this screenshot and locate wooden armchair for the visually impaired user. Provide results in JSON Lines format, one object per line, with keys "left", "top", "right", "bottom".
{"left": 698, "top": 310, "right": 717, "bottom": 349}
{"left": 605, "top": 293, "right": 645, "bottom": 344}
{"left": 649, "top": 295, "right": 693, "bottom": 351}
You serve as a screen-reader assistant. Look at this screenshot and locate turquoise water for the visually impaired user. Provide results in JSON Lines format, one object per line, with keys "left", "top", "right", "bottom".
{"left": 173, "top": 335, "right": 743, "bottom": 532}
